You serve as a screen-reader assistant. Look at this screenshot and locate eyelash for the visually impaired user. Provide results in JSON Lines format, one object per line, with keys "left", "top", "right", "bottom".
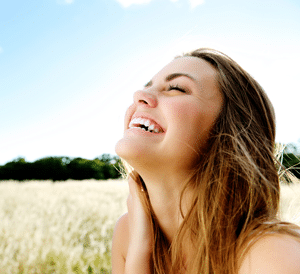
{"left": 167, "top": 84, "right": 187, "bottom": 93}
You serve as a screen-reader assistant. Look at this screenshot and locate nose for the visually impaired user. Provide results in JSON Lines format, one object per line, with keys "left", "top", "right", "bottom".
{"left": 133, "top": 90, "right": 158, "bottom": 108}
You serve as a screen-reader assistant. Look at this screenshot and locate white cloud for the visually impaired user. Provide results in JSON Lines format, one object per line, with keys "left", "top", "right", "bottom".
{"left": 56, "top": 0, "right": 74, "bottom": 5}
{"left": 189, "top": 0, "right": 205, "bottom": 9}
{"left": 116, "top": 0, "right": 205, "bottom": 9}
{"left": 116, "top": 0, "right": 152, "bottom": 8}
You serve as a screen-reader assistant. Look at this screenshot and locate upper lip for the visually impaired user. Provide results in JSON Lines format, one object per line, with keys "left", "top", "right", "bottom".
{"left": 128, "top": 112, "right": 165, "bottom": 133}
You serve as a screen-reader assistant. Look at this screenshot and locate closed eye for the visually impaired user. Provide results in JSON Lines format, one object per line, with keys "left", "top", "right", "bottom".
{"left": 167, "top": 84, "right": 187, "bottom": 93}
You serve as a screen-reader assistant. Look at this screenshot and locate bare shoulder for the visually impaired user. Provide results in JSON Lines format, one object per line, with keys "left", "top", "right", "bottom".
{"left": 239, "top": 233, "right": 300, "bottom": 274}
{"left": 111, "top": 213, "right": 129, "bottom": 274}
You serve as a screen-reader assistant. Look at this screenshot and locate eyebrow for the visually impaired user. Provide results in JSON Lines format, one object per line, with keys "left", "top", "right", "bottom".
{"left": 144, "top": 72, "right": 196, "bottom": 87}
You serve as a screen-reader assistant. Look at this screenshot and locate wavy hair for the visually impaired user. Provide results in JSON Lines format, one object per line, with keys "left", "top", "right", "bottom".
{"left": 127, "top": 48, "right": 300, "bottom": 274}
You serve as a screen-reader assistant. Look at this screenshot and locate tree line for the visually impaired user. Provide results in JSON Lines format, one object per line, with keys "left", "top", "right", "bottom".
{"left": 281, "top": 143, "right": 300, "bottom": 180}
{"left": 0, "top": 154, "right": 122, "bottom": 181}
{"left": 0, "top": 150, "right": 299, "bottom": 182}
{"left": 282, "top": 153, "right": 300, "bottom": 179}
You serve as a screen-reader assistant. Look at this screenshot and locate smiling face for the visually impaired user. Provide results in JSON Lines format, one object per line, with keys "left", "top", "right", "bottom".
{"left": 115, "top": 56, "right": 224, "bottom": 174}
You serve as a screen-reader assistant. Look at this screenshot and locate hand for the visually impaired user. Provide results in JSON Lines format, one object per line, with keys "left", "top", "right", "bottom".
{"left": 127, "top": 173, "right": 153, "bottom": 250}
{"left": 125, "top": 173, "right": 153, "bottom": 273}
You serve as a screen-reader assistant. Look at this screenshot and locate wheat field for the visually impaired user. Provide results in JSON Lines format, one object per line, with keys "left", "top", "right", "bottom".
{"left": 0, "top": 180, "right": 129, "bottom": 274}
{"left": 0, "top": 179, "right": 299, "bottom": 273}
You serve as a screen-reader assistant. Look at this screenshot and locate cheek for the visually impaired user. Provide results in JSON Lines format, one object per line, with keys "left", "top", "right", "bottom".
{"left": 123, "top": 104, "right": 135, "bottom": 130}
{"left": 167, "top": 100, "right": 215, "bottom": 129}
{"left": 164, "top": 100, "right": 198, "bottom": 121}
{"left": 166, "top": 100, "right": 219, "bottom": 143}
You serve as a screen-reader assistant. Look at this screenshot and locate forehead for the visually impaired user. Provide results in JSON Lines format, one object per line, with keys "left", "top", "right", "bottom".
{"left": 154, "top": 56, "right": 217, "bottom": 82}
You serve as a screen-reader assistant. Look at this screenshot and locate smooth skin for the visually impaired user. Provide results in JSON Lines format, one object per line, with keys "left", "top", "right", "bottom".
{"left": 112, "top": 57, "right": 300, "bottom": 273}
{"left": 112, "top": 176, "right": 152, "bottom": 274}
{"left": 238, "top": 234, "right": 300, "bottom": 273}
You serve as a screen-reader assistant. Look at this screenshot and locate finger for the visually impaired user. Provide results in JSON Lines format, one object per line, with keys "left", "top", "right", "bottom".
{"left": 128, "top": 174, "right": 141, "bottom": 196}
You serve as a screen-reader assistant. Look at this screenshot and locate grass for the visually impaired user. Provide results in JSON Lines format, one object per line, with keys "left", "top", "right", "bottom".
{"left": 279, "top": 180, "right": 300, "bottom": 225}
{"left": 0, "top": 179, "right": 128, "bottom": 274}
{"left": 0, "top": 179, "right": 299, "bottom": 273}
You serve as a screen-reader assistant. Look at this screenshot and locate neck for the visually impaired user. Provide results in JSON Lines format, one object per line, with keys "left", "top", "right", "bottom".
{"left": 137, "top": 169, "right": 193, "bottom": 243}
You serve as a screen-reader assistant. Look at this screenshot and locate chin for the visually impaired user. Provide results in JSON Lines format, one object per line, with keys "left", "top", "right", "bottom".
{"left": 115, "top": 138, "right": 129, "bottom": 159}
{"left": 115, "top": 136, "right": 161, "bottom": 172}
{"left": 115, "top": 136, "right": 145, "bottom": 160}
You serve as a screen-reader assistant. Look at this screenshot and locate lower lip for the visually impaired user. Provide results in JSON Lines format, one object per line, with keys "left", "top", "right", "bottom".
{"left": 125, "top": 127, "right": 165, "bottom": 136}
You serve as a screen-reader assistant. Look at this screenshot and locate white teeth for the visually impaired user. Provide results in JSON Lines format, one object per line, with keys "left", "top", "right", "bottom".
{"left": 129, "top": 117, "right": 162, "bottom": 133}
{"left": 148, "top": 124, "right": 154, "bottom": 131}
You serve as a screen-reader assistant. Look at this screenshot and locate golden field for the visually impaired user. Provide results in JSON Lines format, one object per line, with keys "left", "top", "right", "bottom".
{"left": 0, "top": 180, "right": 129, "bottom": 273}
{"left": 0, "top": 179, "right": 299, "bottom": 273}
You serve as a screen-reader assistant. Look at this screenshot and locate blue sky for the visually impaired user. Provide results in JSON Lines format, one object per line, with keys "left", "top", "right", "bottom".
{"left": 1, "top": 0, "right": 300, "bottom": 165}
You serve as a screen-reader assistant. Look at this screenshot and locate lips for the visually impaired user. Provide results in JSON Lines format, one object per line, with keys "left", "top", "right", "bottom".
{"left": 128, "top": 113, "right": 165, "bottom": 134}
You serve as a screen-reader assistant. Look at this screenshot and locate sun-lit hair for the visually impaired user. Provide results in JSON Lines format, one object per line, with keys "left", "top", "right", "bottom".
{"left": 126, "top": 48, "right": 300, "bottom": 274}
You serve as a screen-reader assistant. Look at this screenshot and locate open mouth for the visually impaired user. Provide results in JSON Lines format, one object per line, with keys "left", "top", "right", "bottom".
{"left": 129, "top": 117, "right": 164, "bottom": 133}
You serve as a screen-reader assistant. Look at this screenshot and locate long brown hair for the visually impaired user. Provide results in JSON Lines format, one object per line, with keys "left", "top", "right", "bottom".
{"left": 127, "top": 48, "right": 300, "bottom": 274}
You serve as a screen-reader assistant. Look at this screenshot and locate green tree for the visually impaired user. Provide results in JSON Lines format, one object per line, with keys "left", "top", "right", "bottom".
{"left": 0, "top": 154, "right": 122, "bottom": 181}
{"left": 282, "top": 153, "right": 300, "bottom": 179}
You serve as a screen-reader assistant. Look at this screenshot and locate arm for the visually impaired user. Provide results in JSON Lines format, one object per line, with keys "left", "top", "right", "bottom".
{"left": 112, "top": 176, "right": 153, "bottom": 274}
{"left": 239, "top": 234, "right": 300, "bottom": 274}
{"left": 111, "top": 213, "right": 128, "bottom": 274}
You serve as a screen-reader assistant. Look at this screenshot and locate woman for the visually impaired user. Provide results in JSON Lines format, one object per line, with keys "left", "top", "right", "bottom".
{"left": 112, "top": 48, "right": 300, "bottom": 273}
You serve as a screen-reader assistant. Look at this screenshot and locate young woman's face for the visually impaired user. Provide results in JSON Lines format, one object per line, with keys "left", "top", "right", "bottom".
{"left": 115, "top": 56, "right": 223, "bottom": 172}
